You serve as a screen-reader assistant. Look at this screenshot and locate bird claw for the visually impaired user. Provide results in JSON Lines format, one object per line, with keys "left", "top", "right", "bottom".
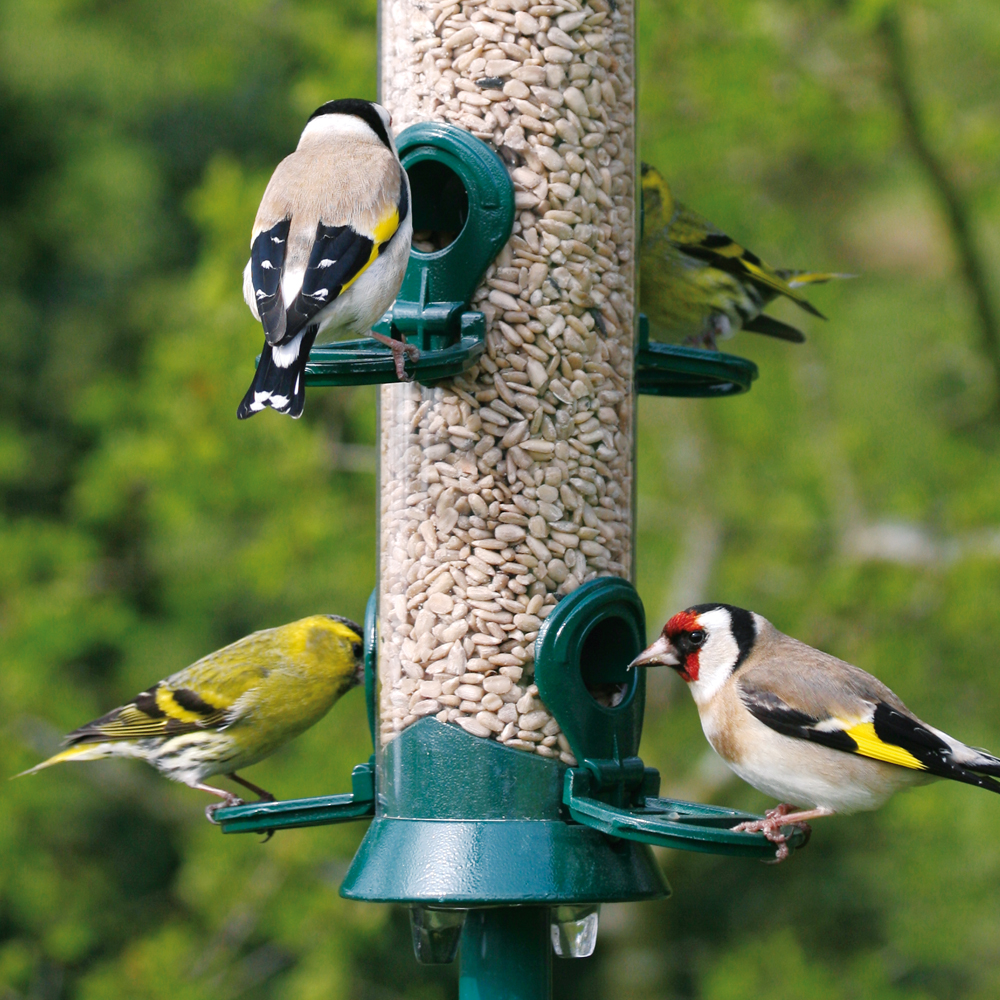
{"left": 204, "top": 795, "right": 244, "bottom": 824}
{"left": 732, "top": 806, "right": 811, "bottom": 864}
{"left": 392, "top": 341, "right": 420, "bottom": 382}
{"left": 368, "top": 330, "right": 420, "bottom": 381}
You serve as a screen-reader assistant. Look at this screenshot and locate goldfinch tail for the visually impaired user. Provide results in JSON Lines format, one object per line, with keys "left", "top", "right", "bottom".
{"left": 960, "top": 748, "right": 1000, "bottom": 778}
{"left": 14, "top": 743, "right": 119, "bottom": 778}
{"left": 237, "top": 326, "right": 319, "bottom": 420}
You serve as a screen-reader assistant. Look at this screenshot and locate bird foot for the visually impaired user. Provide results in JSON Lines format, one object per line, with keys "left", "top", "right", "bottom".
{"left": 686, "top": 313, "right": 730, "bottom": 351}
{"left": 226, "top": 772, "right": 276, "bottom": 802}
{"left": 370, "top": 331, "right": 419, "bottom": 381}
{"left": 732, "top": 803, "right": 828, "bottom": 862}
{"left": 204, "top": 794, "right": 245, "bottom": 825}
{"left": 731, "top": 817, "right": 806, "bottom": 863}
{"left": 683, "top": 332, "right": 719, "bottom": 352}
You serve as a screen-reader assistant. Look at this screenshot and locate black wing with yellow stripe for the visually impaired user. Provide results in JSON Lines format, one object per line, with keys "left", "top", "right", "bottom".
{"left": 267, "top": 167, "right": 409, "bottom": 348}
{"left": 739, "top": 683, "right": 1000, "bottom": 793}
{"left": 63, "top": 683, "right": 229, "bottom": 745}
{"left": 673, "top": 230, "right": 826, "bottom": 320}
{"left": 282, "top": 222, "right": 374, "bottom": 343}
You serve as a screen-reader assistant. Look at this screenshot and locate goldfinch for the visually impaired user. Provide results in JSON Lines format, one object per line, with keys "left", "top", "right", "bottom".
{"left": 631, "top": 604, "right": 1000, "bottom": 861}
{"left": 640, "top": 163, "right": 847, "bottom": 349}
{"left": 18, "top": 615, "right": 364, "bottom": 820}
{"left": 239, "top": 98, "right": 414, "bottom": 419}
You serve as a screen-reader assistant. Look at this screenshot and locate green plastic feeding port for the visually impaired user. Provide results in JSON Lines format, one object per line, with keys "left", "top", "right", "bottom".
{"left": 302, "top": 122, "right": 515, "bottom": 386}
{"left": 533, "top": 579, "right": 806, "bottom": 859}
{"left": 636, "top": 314, "right": 759, "bottom": 397}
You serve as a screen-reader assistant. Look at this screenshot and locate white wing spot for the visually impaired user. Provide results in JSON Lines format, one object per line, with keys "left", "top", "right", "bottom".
{"left": 260, "top": 261, "right": 274, "bottom": 269}
{"left": 317, "top": 258, "right": 337, "bottom": 268}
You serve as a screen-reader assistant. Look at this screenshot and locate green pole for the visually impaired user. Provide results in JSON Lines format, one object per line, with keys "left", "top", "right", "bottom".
{"left": 459, "top": 908, "right": 551, "bottom": 1000}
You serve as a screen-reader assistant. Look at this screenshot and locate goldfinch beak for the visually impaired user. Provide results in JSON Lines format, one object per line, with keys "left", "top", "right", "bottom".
{"left": 628, "top": 635, "right": 681, "bottom": 670}
{"left": 354, "top": 659, "right": 366, "bottom": 685}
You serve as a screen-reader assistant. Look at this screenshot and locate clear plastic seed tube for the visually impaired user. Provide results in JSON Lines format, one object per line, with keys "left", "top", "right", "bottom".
{"left": 378, "top": 0, "right": 636, "bottom": 763}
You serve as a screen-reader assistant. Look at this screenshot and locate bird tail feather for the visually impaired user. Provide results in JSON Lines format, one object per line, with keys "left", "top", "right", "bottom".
{"left": 963, "top": 749, "right": 1000, "bottom": 777}
{"left": 776, "top": 270, "right": 856, "bottom": 289}
{"left": 13, "top": 743, "right": 119, "bottom": 777}
{"left": 942, "top": 763, "right": 1000, "bottom": 794}
{"left": 741, "top": 314, "right": 807, "bottom": 343}
{"left": 237, "top": 326, "right": 318, "bottom": 420}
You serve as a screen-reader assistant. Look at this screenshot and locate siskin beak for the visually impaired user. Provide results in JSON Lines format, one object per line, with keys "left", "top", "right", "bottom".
{"left": 628, "top": 634, "right": 681, "bottom": 670}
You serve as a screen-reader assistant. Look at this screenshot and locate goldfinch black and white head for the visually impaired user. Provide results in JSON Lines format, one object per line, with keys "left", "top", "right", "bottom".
{"left": 632, "top": 603, "right": 1000, "bottom": 860}
{"left": 238, "top": 98, "right": 413, "bottom": 420}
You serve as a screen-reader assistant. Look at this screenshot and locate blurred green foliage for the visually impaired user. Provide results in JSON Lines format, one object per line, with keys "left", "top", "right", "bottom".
{"left": 0, "top": 0, "right": 998, "bottom": 997}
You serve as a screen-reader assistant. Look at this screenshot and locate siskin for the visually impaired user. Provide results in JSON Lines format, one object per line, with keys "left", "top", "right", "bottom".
{"left": 640, "top": 163, "right": 847, "bottom": 350}
{"left": 18, "top": 615, "right": 364, "bottom": 820}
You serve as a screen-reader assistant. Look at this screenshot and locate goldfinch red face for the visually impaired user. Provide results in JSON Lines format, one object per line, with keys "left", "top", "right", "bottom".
{"left": 631, "top": 603, "right": 758, "bottom": 705}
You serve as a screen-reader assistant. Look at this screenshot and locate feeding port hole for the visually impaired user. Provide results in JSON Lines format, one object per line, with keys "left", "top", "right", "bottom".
{"left": 579, "top": 615, "right": 632, "bottom": 709}
{"left": 407, "top": 159, "right": 468, "bottom": 253}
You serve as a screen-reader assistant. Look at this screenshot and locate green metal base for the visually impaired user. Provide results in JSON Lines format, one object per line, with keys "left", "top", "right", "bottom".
{"left": 339, "top": 719, "right": 669, "bottom": 905}
{"left": 340, "top": 816, "right": 668, "bottom": 905}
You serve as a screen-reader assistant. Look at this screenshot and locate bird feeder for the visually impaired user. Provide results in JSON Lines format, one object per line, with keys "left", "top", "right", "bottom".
{"left": 221, "top": 0, "right": 806, "bottom": 995}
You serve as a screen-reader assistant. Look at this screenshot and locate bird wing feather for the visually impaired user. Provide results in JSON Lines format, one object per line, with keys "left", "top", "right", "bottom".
{"left": 61, "top": 685, "right": 225, "bottom": 745}
{"left": 668, "top": 202, "right": 826, "bottom": 319}
{"left": 249, "top": 218, "right": 292, "bottom": 342}
{"left": 61, "top": 629, "right": 292, "bottom": 746}
{"left": 740, "top": 314, "right": 807, "bottom": 343}
{"left": 251, "top": 157, "right": 409, "bottom": 347}
{"left": 737, "top": 637, "right": 1000, "bottom": 792}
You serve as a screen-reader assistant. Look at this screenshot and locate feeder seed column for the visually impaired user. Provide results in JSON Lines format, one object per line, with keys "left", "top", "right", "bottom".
{"left": 377, "top": 0, "right": 636, "bottom": 757}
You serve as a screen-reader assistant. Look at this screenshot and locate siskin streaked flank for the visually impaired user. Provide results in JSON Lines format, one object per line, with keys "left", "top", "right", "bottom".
{"left": 640, "top": 163, "right": 851, "bottom": 350}
{"left": 17, "top": 615, "right": 364, "bottom": 822}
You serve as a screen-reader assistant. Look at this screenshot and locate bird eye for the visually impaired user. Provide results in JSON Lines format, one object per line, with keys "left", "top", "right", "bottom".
{"left": 353, "top": 642, "right": 363, "bottom": 660}
{"left": 688, "top": 630, "right": 705, "bottom": 646}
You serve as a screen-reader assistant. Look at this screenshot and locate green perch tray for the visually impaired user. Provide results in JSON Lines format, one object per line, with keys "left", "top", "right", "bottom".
{"left": 636, "top": 314, "right": 758, "bottom": 397}
{"left": 564, "top": 760, "right": 807, "bottom": 859}
{"left": 302, "top": 312, "right": 485, "bottom": 387}
{"left": 213, "top": 760, "right": 375, "bottom": 834}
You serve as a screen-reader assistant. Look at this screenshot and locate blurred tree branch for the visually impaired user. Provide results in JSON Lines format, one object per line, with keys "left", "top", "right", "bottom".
{"left": 879, "top": 7, "right": 1000, "bottom": 407}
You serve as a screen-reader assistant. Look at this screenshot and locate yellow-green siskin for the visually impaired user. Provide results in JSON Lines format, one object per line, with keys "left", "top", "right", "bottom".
{"left": 640, "top": 163, "right": 848, "bottom": 349}
{"left": 17, "top": 615, "right": 364, "bottom": 820}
